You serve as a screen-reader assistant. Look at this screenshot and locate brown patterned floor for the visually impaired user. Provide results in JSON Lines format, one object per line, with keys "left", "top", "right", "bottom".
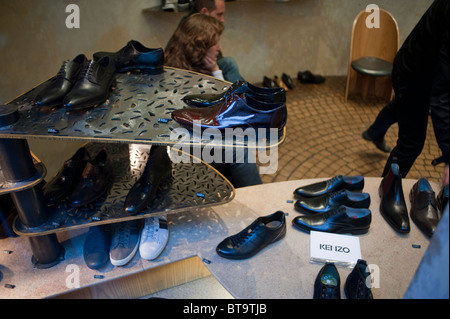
{"left": 259, "top": 76, "right": 443, "bottom": 185}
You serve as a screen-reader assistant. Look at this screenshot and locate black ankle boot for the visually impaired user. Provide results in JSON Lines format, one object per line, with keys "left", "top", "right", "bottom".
{"left": 123, "top": 146, "right": 172, "bottom": 215}
{"left": 379, "top": 163, "right": 410, "bottom": 233}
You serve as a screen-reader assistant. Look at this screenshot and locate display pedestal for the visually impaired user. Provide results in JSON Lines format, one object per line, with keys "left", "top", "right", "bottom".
{"left": 0, "top": 178, "right": 438, "bottom": 299}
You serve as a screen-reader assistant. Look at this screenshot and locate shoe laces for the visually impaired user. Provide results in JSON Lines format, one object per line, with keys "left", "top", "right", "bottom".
{"left": 326, "top": 175, "right": 342, "bottom": 187}
{"left": 79, "top": 60, "right": 95, "bottom": 82}
{"left": 142, "top": 218, "right": 157, "bottom": 241}
{"left": 113, "top": 223, "right": 133, "bottom": 248}
{"left": 54, "top": 60, "right": 70, "bottom": 79}
{"left": 230, "top": 221, "right": 262, "bottom": 247}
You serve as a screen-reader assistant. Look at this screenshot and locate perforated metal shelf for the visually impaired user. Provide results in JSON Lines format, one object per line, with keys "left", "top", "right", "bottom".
{"left": 13, "top": 142, "right": 235, "bottom": 236}
{"left": 1, "top": 67, "right": 284, "bottom": 148}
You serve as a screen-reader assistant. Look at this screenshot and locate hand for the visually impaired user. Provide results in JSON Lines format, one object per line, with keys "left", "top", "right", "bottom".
{"left": 443, "top": 164, "right": 449, "bottom": 186}
{"left": 203, "top": 53, "right": 219, "bottom": 73}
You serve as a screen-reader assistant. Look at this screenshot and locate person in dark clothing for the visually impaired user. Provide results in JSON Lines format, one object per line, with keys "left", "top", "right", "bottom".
{"left": 363, "top": 0, "right": 449, "bottom": 186}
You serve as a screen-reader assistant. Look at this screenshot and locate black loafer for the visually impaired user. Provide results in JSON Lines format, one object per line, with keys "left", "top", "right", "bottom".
{"left": 216, "top": 211, "right": 286, "bottom": 260}
{"left": 314, "top": 263, "right": 340, "bottom": 299}
{"left": 379, "top": 163, "right": 410, "bottom": 233}
{"left": 68, "top": 149, "right": 113, "bottom": 207}
{"left": 124, "top": 145, "right": 172, "bottom": 215}
{"left": 183, "top": 80, "right": 286, "bottom": 108}
{"left": 34, "top": 54, "right": 88, "bottom": 108}
{"left": 43, "top": 147, "right": 91, "bottom": 205}
{"left": 295, "top": 190, "right": 371, "bottom": 214}
{"left": 344, "top": 259, "right": 373, "bottom": 299}
{"left": 292, "top": 206, "right": 371, "bottom": 234}
{"left": 281, "top": 73, "right": 295, "bottom": 90}
{"left": 93, "top": 40, "right": 164, "bottom": 74}
{"left": 409, "top": 178, "right": 440, "bottom": 238}
{"left": 294, "top": 175, "right": 364, "bottom": 199}
{"left": 83, "top": 225, "right": 111, "bottom": 270}
{"left": 63, "top": 57, "right": 116, "bottom": 110}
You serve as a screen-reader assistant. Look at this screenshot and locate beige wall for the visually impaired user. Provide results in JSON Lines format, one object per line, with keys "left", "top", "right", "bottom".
{"left": 0, "top": 0, "right": 433, "bottom": 104}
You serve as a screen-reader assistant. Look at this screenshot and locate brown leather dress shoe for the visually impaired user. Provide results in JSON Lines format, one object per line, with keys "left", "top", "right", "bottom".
{"left": 171, "top": 94, "right": 287, "bottom": 133}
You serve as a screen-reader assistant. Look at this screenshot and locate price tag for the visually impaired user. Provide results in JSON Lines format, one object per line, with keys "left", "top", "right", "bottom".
{"left": 310, "top": 231, "right": 362, "bottom": 268}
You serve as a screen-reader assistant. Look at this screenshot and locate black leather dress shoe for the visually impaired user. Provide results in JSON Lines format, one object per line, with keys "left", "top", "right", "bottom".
{"left": 69, "top": 149, "right": 112, "bottom": 207}
{"left": 292, "top": 206, "right": 371, "bottom": 234}
{"left": 183, "top": 80, "right": 286, "bottom": 108}
{"left": 294, "top": 175, "right": 364, "bottom": 199}
{"left": 409, "top": 178, "right": 440, "bottom": 238}
{"left": 43, "top": 146, "right": 91, "bottom": 205}
{"left": 172, "top": 93, "right": 287, "bottom": 133}
{"left": 216, "top": 211, "right": 286, "bottom": 260}
{"left": 93, "top": 40, "right": 164, "bottom": 74}
{"left": 34, "top": 54, "right": 88, "bottom": 107}
{"left": 83, "top": 225, "right": 111, "bottom": 270}
{"left": 63, "top": 57, "right": 116, "bottom": 110}
{"left": 124, "top": 146, "right": 172, "bottom": 215}
{"left": 294, "top": 190, "right": 370, "bottom": 214}
{"left": 344, "top": 259, "right": 373, "bottom": 299}
{"left": 314, "top": 263, "right": 340, "bottom": 299}
{"left": 379, "top": 163, "right": 410, "bottom": 233}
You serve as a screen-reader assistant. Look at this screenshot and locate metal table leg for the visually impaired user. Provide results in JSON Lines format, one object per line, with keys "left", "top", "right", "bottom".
{"left": 0, "top": 138, "right": 64, "bottom": 268}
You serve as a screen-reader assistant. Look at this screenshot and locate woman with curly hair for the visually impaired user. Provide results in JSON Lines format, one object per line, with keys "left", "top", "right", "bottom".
{"left": 165, "top": 13, "right": 225, "bottom": 80}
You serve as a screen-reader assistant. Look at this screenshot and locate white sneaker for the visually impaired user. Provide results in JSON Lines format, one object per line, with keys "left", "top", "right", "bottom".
{"left": 139, "top": 216, "right": 169, "bottom": 260}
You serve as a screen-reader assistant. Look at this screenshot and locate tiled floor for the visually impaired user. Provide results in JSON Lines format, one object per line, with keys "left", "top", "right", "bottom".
{"left": 259, "top": 76, "right": 443, "bottom": 185}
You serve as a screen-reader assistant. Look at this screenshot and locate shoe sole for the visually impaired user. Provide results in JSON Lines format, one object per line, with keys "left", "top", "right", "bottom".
{"left": 110, "top": 238, "right": 140, "bottom": 266}
{"left": 292, "top": 221, "right": 370, "bottom": 235}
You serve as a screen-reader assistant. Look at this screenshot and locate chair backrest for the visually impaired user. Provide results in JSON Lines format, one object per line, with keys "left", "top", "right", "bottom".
{"left": 349, "top": 8, "right": 399, "bottom": 64}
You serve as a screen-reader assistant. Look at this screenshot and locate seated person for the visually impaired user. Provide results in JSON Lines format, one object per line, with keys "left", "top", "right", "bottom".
{"left": 165, "top": 13, "right": 262, "bottom": 188}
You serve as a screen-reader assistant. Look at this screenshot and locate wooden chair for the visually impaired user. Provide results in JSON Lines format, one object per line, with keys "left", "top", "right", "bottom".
{"left": 345, "top": 8, "right": 399, "bottom": 102}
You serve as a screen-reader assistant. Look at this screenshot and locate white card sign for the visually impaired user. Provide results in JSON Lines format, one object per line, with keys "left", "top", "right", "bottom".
{"left": 310, "top": 231, "right": 362, "bottom": 267}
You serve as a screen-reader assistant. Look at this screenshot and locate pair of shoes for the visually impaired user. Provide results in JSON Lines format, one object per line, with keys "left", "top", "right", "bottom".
{"left": 109, "top": 216, "right": 170, "bottom": 266}
{"left": 362, "top": 130, "right": 391, "bottom": 153}
{"left": 182, "top": 80, "right": 286, "bottom": 108}
{"left": 123, "top": 146, "right": 173, "bottom": 215}
{"left": 43, "top": 147, "right": 113, "bottom": 207}
{"left": 294, "top": 189, "right": 371, "bottom": 214}
{"left": 297, "top": 70, "right": 325, "bottom": 84}
{"left": 34, "top": 54, "right": 116, "bottom": 110}
{"left": 216, "top": 211, "right": 286, "bottom": 260}
{"left": 93, "top": 40, "right": 164, "bottom": 74}
{"left": 313, "top": 260, "right": 373, "bottom": 299}
{"left": 83, "top": 225, "right": 112, "bottom": 269}
{"left": 409, "top": 178, "right": 445, "bottom": 238}
{"left": 294, "top": 175, "right": 365, "bottom": 199}
{"left": 263, "top": 73, "right": 294, "bottom": 90}
{"left": 293, "top": 206, "right": 371, "bottom": 234}
{"left": 379, "top": 163, "right": 410, "bottom": 233}
{"left": 171, "top": 92, "right": 287, "bottom": 134}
